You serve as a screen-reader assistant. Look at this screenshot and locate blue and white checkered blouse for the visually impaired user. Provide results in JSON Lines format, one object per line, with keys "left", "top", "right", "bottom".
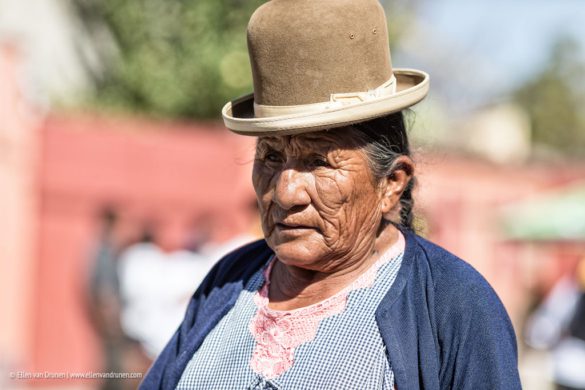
{"left": 177, "top": 237, "right": 404, "bottom": 390}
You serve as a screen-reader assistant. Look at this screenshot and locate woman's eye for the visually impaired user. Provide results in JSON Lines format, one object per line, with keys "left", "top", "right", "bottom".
{"left": 311, "top": 157, "right": 330, "bottom": 168}
{"left": 264, "top": 152, "right": 283, "bottom": 163}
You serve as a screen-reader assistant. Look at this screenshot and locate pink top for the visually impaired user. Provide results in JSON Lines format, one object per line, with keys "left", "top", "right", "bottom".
{"left": 248, "top": 233, "right": 406, "bottom": 379}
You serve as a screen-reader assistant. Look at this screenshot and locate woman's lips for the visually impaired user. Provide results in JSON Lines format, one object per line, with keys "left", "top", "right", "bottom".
{"left": 276, "top": 222, "right": 313, "bottom": 229}
{"left": 275, "top": 222, "right": 318, "bottom": 233}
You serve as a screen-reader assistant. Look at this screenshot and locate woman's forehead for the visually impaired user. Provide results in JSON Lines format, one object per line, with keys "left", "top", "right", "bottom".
{"left": 257, "top": 128, "right": 358, "bottom": 151}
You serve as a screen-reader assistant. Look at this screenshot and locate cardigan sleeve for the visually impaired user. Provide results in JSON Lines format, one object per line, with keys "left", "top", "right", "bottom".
{"left": 434, "top": 260, "right": 521, "bottom": 389}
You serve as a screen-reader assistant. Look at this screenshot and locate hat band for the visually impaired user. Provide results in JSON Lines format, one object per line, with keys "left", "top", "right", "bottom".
{"left": 253, "top": 75, "right": 397, "bottom": 118}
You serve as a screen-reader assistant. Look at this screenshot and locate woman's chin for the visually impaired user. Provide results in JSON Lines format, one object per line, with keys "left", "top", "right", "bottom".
{"left": 270, "top": 239, "right": 326, "bottom": 270}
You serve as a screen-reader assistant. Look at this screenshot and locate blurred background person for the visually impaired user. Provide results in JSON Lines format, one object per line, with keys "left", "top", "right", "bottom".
{"left": 86, "top": 207, "right": 168, "bottom": 390}
{"left": 117, "top": 222, "right": 210, "bottom": 360}
{"left": 85, "top": 207, "right": 130, "bottom": 390}
{"left": 525, "top": 257, "right": 585, "bottom": 390}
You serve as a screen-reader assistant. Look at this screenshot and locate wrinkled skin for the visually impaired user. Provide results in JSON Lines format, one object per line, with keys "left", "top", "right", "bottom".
{"left": 252, "top": 127, "right": 413, "bottom": 310}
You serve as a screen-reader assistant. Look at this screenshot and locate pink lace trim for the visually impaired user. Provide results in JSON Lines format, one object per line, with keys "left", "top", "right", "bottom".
{"left": 248, "top": 233, "right": 405, "bottom": 379}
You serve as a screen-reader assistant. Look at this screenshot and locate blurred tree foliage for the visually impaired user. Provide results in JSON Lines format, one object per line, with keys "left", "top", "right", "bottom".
{"left": 71, "top": 0, "right": 416, "bottom": 120}
{"left": 513, "top": 37, "right": 585, "bottom": 157}
{"left": 71, "top": 0, "right": 265, "bottom": 119}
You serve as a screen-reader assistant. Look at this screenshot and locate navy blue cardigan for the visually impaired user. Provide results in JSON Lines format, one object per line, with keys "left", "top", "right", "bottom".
{"left": 140, "top": 231, "right": 522, "bottom": 389}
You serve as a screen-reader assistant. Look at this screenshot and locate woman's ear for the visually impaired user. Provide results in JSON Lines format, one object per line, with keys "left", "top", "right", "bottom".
{"left": 380, "top": 156, "right": 414, "bottom": 215}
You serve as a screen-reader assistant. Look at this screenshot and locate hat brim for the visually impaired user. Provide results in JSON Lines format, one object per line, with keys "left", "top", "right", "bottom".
{"left": 222, "top": 68, "right": 429, "bottom": 136}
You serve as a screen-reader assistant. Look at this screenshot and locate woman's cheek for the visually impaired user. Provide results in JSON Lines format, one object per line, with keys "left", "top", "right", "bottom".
{"left": 314, "top": 173, "right": 346, "bottom": 211}
{"left": 252, "top": 164, "right": 274, "bottom": 197}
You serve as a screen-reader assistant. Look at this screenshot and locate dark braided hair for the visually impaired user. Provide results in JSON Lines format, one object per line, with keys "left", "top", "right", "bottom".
{"left": 350, "top": 111, "right": 416, "bottom": 230}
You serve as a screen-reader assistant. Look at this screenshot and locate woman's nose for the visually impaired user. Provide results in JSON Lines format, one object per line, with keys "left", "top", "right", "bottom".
{"left": 273, "top": 168, "right": 311, "bottom": 210}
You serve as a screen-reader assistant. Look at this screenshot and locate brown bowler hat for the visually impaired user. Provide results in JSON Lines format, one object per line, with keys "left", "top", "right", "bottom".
{"left": 222, "top": 0, "right": 429, "bottom": 136}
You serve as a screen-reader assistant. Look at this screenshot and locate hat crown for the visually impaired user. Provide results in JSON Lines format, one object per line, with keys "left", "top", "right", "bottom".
{"left": 247, "top": 0, "right": 393, "bottom": 106}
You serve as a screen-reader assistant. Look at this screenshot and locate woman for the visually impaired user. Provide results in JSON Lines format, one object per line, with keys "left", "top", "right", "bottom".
{"left": 141, "top": 0, "right": 521, "bottom": 388}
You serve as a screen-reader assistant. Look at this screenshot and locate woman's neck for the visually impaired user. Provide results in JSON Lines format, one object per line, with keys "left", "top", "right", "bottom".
{"left": 267, "top": 224, "right": 401, "bottom": 311}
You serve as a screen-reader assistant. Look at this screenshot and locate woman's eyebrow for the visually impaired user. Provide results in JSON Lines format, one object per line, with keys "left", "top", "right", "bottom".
{"left": 256, "top": 138, "right": 280, "bottom": 150}
{"left": 297, "top": 139, "right": 338, "bottom": 153}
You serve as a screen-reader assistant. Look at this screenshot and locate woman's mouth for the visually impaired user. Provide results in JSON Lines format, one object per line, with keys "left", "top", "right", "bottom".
{"left": 275, "top": 222, "right": 318, "bottom": 235}
{"left": 276, "top": 222, "right": 313, "bottom": 229}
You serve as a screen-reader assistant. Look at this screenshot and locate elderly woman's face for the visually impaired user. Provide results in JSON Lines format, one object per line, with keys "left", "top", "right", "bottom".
{"left": 252, "top": 128, "right": 385, "bottom": 269}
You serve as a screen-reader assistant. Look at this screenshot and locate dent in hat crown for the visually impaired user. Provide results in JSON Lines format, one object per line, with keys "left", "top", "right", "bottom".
{"left": 247, "top": 0, "right": 393, "bottom": 107}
